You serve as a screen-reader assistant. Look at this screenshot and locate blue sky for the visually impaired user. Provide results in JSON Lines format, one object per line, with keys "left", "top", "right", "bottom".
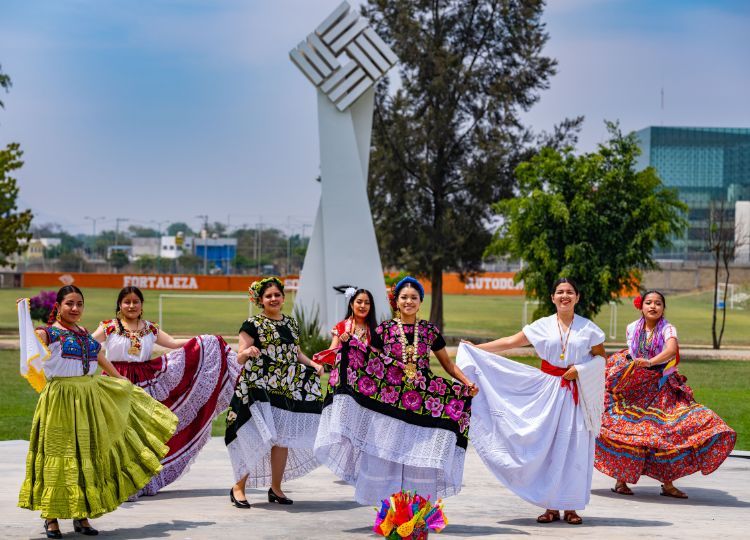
{"left": 1, "top": 0, "right": 749, "bottom": 235}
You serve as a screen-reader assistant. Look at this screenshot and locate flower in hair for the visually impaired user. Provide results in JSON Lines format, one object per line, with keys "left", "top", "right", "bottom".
{"left": 633, "top": 295, "right": 643, "bottom": 310}
{"left": 249, "top": 277, "right": 284, "bottom": 307}
{"left": 388, "top": 283, "right": 398, "bottom": 311}
{"left": 344, "top": 287, "right": 357, "bottom": 302}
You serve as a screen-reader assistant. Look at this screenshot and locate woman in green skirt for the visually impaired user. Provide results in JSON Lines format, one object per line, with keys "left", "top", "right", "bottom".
{"left": 18, "top": 286, "right": 178, "bottom": 538}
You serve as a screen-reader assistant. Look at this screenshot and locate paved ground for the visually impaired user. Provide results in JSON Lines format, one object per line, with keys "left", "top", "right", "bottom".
{"left": 2, "top": 438, "right": 748, "bottom": 539}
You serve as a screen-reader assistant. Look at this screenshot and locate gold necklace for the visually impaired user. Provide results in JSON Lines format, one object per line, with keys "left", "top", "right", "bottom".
{"left": 556, "top": 315, "right": 574, "bottom": 361}
{"left": 396, "top": 316, "right": 420, "bottom": 380}
{"left": 120, "top": 318, "right": 145, "bottom": 356}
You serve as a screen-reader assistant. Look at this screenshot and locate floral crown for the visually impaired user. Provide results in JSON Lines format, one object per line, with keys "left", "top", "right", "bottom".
{"left": 249, "top": 277, "right": 284, "bottom": 307}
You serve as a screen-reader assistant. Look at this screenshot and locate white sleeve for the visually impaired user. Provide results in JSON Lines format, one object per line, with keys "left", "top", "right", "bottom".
{"left": 663, "top": 324, "right": 678, "bottom": 343}
{"left": 587, "top": 321, "right": 606, "bottom": 347}
{"left": 522, "top": 317, "right": 547, "bottom": 349}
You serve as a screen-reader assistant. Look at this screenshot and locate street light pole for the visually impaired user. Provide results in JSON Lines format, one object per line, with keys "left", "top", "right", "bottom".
{"left": 84, "top": 215, "right": 105, "bottom": 258}
{"left": 196, "top": 215, "right": 209, "bottom": 275}
{"left": 115, "top": 217, "right": 129, "bottom": 249}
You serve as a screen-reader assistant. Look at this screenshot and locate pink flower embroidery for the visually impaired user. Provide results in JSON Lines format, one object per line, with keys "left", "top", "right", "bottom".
{"left": 401, "top": 390, "right": 423, "bottom": 411}
{"left": 380, "top": 385, "right": 400, "bottom": 404}
{"left": 445, "top": 398, "right": 465, "bottom": 421}
{"left": 425, "top": 396, "right": 444, "bottom": 417}
{"left": 328, "top": 367, "right": 339, "bottom": 386}
{"left": 347, "top": 367, "right": 358, "bottom": 386}
{"left": 428, "top": 378, "right": 447, "bottom": 396}
{"left": 386, "top": 366, "right": 404, "bottom": 385}
{"left": 412, "top": 371, "right": 427, "bottom": 390}
{"left": 358, "top": 376, "right": 377, "bottom": 396}
{"left": 349, "top": 348, "right": 366, "bottom": 370}
{"left": 458, "top": 411, "right": 471, "bottom": 433}
{"left": 366, "top": 357, "right": 385, "bottom": 379}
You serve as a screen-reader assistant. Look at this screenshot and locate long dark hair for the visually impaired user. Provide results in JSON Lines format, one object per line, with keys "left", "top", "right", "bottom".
{"left": 344, "top": 288, "right": 378, "bottom": 335}
{"left": 115, "top": 286, "right": 145, "bottom": 334}
{"left": 47, "top": 285, "right": 84, "bottom": 324}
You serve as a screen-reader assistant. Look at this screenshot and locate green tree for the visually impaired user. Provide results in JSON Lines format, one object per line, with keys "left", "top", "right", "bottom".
{"left": 108, "top": 250, "right": 129, "bottom": 271}
{"left": 1, "top": 64, "right": 33, "bottom": 267}
{"left": 365, "top": 0, "right": 580, "bottom": 330}
{"left": 167, "top": 222, "right": 195, "bottom": 236}
{"left": 128, "top": 225, "right": 160, "bottom": 238}
{"left": 58, "top": 252, "right": 90, "bottom": 272}
{"left": 487, "top": 123, "right": 687, "bottom": 319}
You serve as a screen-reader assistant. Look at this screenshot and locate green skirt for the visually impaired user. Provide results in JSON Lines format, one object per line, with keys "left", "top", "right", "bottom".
{"left": 18, "top": 375, "right": 178, "bottom": 519}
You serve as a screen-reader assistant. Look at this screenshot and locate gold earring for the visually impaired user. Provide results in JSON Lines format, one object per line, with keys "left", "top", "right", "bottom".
{"left": 56, "top": 311, "right": 62, "bottom": 322}
{"left": 117, "top": 310, "right": 123, "bottom": 319}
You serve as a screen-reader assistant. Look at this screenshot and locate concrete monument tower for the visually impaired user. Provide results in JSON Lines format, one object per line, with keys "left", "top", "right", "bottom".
{"left": 290, "top": 1, "right": 397, "bottom": 331}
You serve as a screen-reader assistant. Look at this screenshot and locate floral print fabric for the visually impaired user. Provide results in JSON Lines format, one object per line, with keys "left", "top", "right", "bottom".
{"left": 325, "top": 320, "right": 471, "bottom": 446}
{"left": 595, "top": 349, "right": 736, "bottom": 483}
{"left": 225, "top": 315, "right": 322, "bottom": 445}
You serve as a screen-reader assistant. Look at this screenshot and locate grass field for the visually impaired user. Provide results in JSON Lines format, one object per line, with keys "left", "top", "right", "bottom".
{"left": 1, "top": 350, "right": 747, "bottom": 450}
{"left": 2, "top": 287, "right": 750, "bottom": 346}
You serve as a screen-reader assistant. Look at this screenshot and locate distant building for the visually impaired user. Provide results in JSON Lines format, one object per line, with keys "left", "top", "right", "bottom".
{"left": 194, "top": 237, "right": 237, "bottom": 273}
{"left": 131, "top": 237, "right": 160, "bottom": 259}
{"left": 24, "top": 238, "right": 62, "bottom": 261}
{"left": 160, "top": 235, "right": 194, "bottom": 259}
{"left": 635, "top": 126, "right": 750, "bottom": 260}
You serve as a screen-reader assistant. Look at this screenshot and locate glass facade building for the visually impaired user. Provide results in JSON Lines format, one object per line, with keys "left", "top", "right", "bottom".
{"left": 635, "top": 127, "right": 750, "bottom": 259}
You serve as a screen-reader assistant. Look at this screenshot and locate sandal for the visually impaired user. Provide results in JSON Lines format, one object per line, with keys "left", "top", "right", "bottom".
{"left": 660, "top": 484, "right": 688, "bottom": 499}
{"left": 611, "top": 481, "right": 634, "bottom": 496}
{"left": 564, "top": 511, "right": 583, "bottom": 525}
{"left": 536, "top": 509, "right": 560, "bottom": 523}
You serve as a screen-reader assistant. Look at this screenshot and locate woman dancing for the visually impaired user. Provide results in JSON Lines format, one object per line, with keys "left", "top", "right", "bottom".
{"left": 595, "top": 290, "right": 736, "bottom": 498}
{"left": 92, "top": 286, "right": 239, "bottom": 496}
{"left": 225, "top": 277, "right": 324, "bottom": 508}
{"left": 457, "top": 278, "right": 606, "bottom": 525}
{"left": 18, "top": 286, "right": 177, "bottom": 538}
{"left": 315, "top": 276, "right": 478, "bottom": 504}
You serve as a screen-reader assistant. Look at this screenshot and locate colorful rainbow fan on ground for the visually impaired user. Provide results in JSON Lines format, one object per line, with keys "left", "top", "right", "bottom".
{"left": 373, "top": 490, "right": 448, "bottom": 539}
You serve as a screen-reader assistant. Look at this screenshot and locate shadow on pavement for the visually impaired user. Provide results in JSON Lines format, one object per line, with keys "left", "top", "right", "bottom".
{"left": 499, "top": 516, "right": 671, "bottom": 528}
{"left": 103, "top": 520, "right": 215, "bottom": 537}
{"left": 256, "top": 499, "right": 364, "bottom": 513}
{"left": 141, "top": 488, "right": 229, "bottom": 500}
{"left": 592, "top": 487, "right": 750, "bottom": 508}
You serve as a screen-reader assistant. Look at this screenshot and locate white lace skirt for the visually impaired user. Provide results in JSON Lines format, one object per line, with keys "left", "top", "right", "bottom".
{"left": 314, "top": 394, "right": 466, "bottom": 504}
{"left": 226, "top": 402, "right": 321, "bottom": 487}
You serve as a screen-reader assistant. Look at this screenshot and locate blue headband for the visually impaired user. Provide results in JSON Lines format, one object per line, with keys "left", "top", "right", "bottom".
{"left": 394, "top": 276, "right": 424, "bottom": 301}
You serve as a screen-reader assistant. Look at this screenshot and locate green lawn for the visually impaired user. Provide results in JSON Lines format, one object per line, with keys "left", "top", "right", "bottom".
{"left": 2, "top": 287, "right": 750, "bottom": 346}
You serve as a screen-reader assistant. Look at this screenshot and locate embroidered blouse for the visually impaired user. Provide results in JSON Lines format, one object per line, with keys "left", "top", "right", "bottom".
{"left": 370, "top": 319, "right": 446, "bottom": 373}
{"left": 522, "top": 314, "right": 605, "bottom": 368}
{"left": 38, "top": 325, "right": 100, "bottom": 378}
{"left": 99, "top": 319, "right": 159, "bottom": 362}
{"left": 625, "top": 320, "right": 678, "bottom": 359}
{"left": 239, "top": 314, "right": 300, "bottom": 364}
{"left": 331, "top": 318, "right": 372, "bottom": 346}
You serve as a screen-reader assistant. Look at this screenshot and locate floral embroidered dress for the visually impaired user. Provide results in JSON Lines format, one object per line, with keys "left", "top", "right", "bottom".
{"left": 595, "top": 320, "right": 736, "bottom": 484}
{"left": 314, "top": 319, "right": 473, "bottom": 504}
{"left": 18, "top": 326, "right": 177, "bottom": 518}
{"left": 99, "top": 319, "right": 239, "bottom": 495}
{"left": 225, "top": 314, "right": 323, "bottom": 487}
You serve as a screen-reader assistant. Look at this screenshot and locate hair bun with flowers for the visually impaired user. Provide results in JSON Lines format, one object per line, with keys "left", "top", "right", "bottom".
{"left": 388, "top": 283, "right": 398, "bottom": 311}
{"left": 633, "top": 295, "right": 643, "bottom": 310}
{"left": 249, "top": 277, "right": 284, "bottom": 307}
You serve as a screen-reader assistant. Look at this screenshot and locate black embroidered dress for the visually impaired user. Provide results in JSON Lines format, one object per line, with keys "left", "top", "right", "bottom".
{"left": 225, "top": 314, "right": 322, "bottom": 487}
{"left": 314, "top": 319, "right": 472, "bottom": 504}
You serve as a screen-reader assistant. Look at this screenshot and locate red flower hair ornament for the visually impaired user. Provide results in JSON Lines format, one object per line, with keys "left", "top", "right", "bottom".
{"left": 633, "top": 295, "right": 643, "bottom": 310}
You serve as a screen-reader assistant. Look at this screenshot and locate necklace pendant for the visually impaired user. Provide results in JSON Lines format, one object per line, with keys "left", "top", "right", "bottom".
{"left": 560, "top": 353, "right": 565, "bottom": 360}
{"left": 128, "top": 345, "right": 140, "bottom": 356}
{"left": 403, "top": 362, "right": 417, "bottom": 381}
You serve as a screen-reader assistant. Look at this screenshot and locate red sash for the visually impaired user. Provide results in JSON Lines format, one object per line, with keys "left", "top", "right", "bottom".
{"left": 540, "top": 360, "right": 578, "bottom": 405}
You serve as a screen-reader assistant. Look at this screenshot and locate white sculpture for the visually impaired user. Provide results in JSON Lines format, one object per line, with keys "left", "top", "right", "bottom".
{"left": 290, "top": 1, "right": 397, "bottom": 331}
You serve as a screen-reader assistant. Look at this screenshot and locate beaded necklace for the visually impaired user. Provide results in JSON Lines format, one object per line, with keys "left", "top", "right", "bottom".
{"left": 556, "top": 315, "right": 574, "bottom": 361}
{"left": 396, "top": 317, "right": 420, "bottom": 380}
{"left": 118, "top": 319, "right": 151, "bottom": 356}
{"left": 345, "top": 317, "right": 370, "bottom": 344}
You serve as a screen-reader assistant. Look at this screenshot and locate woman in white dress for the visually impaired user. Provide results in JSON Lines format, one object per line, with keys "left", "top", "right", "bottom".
{"left": 457, "top": 278, "right": 606, "bottom": 525}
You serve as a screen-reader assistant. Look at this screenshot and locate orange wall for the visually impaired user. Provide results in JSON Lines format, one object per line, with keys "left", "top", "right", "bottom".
{"left": 23, "top": 272, "right": 301, "bottom": 292}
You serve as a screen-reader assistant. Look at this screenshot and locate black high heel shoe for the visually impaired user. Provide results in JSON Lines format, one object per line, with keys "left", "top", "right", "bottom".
{"left": 72, "top": 519, "right": 98, "bottom": 536}
{"left": 43, "top": 519, "right": 63, "bottom": 539}
{"left": 230, "top": 488, "right": 251, "bottom": 509}
{"left": 268, "top": 487, "right": 293, "bottom": 505}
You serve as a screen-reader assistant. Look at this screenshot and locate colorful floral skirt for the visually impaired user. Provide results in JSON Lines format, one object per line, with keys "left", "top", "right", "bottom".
{"left": 18, "top": 375, "right": 177, "bottom": 519}
{"left": 225, "top": 353, "right": 322, "bottom": 487}
{"left": 110, "top": 335, "right": 239, "bottom": 495}
{"left": 595, "top": 350, "right": 736, "bottom": 483}
{"left": 314, "top": 340, "right": 472, "bottom": 504}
